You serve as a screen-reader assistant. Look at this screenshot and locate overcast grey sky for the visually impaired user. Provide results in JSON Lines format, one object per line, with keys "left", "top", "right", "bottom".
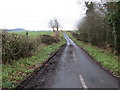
{"left": 0, "top": 0, "right": 102, "bottom": 30}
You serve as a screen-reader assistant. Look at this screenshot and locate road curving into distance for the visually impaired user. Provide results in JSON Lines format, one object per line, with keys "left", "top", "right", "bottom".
{"left": 47, "top": 32, "right": 119, "bottom": 88}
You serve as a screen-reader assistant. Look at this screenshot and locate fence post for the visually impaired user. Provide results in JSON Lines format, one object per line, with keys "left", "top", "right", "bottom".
{"left": 26, "top": 31, "right": 28, "bottom": 38}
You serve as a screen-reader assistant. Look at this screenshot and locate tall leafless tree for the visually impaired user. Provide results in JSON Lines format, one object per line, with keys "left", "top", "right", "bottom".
{"left": 48, "top": 18, "right": 60, "bottom": 32}
{"left": 48, "top": 20, "right": 55, "bottom": 32}
{"left": 54, "top": 19, "right": 60, "bottom": 31}
{"left": 77, "top": 2, "right": 106, "bottom": 47}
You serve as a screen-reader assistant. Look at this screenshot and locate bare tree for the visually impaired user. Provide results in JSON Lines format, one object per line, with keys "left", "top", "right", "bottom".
{"left": 48, "top": 18, "right": 60, "bottom": 32}
{"left": 77, "top": 2, "right": 106, "bottom": 47}
{"left": 48, "top": 20, "right": 55, "bottom": 32}
{"left": 54, "top": 19, "right": 60, "bottom": 31}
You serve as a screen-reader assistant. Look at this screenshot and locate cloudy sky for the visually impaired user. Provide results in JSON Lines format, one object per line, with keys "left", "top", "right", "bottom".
{"left": 0, "top": 0, "right": 102, "bottom": 30}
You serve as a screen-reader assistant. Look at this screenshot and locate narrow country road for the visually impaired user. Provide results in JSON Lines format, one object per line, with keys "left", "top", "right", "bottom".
{"left": 17, "top": 32, "right": 119, "bottom": 89}
{"left": 47, "top": 32, "right": 119, "bottom": 88}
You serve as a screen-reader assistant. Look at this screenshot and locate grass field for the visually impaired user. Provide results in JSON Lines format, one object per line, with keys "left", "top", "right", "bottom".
{"left": 2, "top": 31, "right": 65, "bottom": 88}
{"left": 67, "top": 32, "right": 120, "bottom": 78}
{"left": 9, "top": 31, "right": 52, "bottom": 38}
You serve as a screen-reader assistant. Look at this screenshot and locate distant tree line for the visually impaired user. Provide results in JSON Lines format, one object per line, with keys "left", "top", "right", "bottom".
{"left": 76, "top": 1, "right": 120, "bottom": 54}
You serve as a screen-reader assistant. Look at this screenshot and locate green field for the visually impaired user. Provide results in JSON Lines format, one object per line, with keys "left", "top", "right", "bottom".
{"left": 9, "top": 31, "right": 53, "bottom": 38}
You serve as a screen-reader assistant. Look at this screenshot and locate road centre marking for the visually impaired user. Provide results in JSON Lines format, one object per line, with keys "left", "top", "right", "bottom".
{"left": 79, "top": 75, "right": 88, "bottom": 89}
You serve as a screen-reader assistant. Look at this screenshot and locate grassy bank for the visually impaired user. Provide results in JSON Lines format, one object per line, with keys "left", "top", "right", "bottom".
{"left": 67, "top": 32, "right": 120, "bottom": 78}
{"left": 2, "top": 31, "right": 65, "bottom": 88}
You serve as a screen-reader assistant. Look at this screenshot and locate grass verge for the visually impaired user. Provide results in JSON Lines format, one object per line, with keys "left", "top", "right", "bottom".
{"left": 66, "top": 31, "right": 120, "bottom": 78}
{"left": 2, "top": 32, "right": 65, "bottom": 88}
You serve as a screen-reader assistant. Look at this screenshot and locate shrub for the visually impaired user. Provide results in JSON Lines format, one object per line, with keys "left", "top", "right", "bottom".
{"left": 2, "top": 31, "right": 37, "bottom": 64}
{"left": 71, "top": 32, "right": 82, "bottom": 41}
{"left": 2, "top": 31, "right": 60, "bottom": 64}
{"left": 40, "top": 35, "right": 59, "bottom": 45}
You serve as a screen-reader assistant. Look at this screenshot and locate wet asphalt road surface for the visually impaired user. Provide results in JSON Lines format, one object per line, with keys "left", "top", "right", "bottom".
{"left": 47, "top": 32, "right": 119, "bottom": 88}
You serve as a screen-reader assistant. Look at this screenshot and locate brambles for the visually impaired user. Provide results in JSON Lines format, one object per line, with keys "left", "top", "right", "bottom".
{"left": 2, "top": 31, "right": 60, "bottom": 64}
{"left": 40, "top": 35, "right": 60, "bottom": 45}
{"left": 2, "top": 31, "right": 37, "bottom": 64}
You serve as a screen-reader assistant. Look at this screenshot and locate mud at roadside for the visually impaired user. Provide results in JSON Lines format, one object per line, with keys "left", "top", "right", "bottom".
{"left": 16, "top": 44, "right": 66, "bottom": 89}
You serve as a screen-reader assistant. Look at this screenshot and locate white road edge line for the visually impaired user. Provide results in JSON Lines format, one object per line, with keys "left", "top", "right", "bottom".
{"left": 79, "top": 75, "right": 88, "bottom": 89}
{"left": 73, "top": 52, "right": 77, "bottom": 61}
